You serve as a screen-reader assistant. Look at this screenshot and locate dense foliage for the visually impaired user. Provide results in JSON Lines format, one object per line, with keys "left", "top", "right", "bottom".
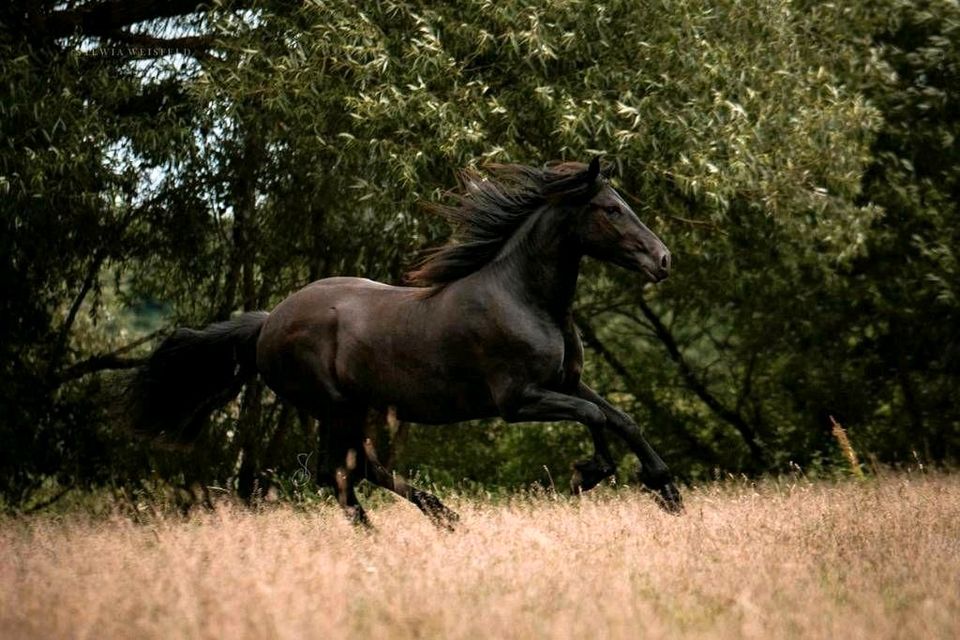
{"left": 1, "top": 0, "right": 957, "bottom": 506}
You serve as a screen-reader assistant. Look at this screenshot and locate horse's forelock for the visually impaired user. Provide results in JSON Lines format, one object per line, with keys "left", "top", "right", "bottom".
{"left": 538, "top": 159, "right": 604, "bottom": 199}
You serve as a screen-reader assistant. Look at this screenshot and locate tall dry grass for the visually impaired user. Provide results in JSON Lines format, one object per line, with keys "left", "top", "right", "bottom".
{"left": 1, "top": 474, "right": 958, "bottom": 639}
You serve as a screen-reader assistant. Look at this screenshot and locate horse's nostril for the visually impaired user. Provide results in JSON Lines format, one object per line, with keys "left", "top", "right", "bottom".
{"left": 660, "top": 252, "right": 671, "bottom": 270}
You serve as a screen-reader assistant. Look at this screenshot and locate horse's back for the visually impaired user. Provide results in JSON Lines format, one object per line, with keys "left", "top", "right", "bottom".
{"left": 305, "top": 276, "right": 396, "bottom": 290}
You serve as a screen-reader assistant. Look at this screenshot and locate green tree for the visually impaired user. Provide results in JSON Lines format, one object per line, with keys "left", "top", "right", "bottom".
{"left": 3, "top": 0, "right": 955, "bottom": 506}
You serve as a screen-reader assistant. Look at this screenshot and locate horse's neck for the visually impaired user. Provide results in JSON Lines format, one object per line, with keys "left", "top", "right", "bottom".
{"left": 495, "top": 206, "right": 581, "bottom": 319}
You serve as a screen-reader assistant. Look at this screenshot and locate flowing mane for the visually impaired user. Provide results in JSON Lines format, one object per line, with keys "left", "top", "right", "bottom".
{"left": 406, "top": 160, "right": 601, "bottom": 288}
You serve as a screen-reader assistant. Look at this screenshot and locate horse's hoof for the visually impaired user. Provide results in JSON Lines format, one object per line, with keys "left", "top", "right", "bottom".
{"left": 653, "top": 482, "right": 684, "bottom": 515}
{"left": 416, "top": 492, "right": 459, "bottom": 531}
{"left": 570, "top": 467, "right": 585, "bottom": 494}
{"left": 345, "top": 506, "right": 374, "bottom": 529}
{"left": 570, "top": 458, "right": 615, "bottom": 494}
{"left": 431, "top": 508, "right": 459, "bottom": 532}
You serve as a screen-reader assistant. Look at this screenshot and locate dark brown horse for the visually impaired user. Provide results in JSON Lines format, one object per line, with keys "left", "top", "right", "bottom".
{"left": 129, "top": 158, "right": 681, "bottom": 526}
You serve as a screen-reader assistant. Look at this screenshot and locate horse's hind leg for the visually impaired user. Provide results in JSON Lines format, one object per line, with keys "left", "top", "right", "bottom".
{"left": 317, "top": 403, "right": 371, "bottom": 528}
{"left": 361, "top": 438, "right": 459, "bottom": 530}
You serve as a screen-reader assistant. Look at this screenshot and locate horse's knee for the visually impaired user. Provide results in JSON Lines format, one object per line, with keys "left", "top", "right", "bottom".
{"left": 576, "top": 402, "right": 606, "bottom": 427}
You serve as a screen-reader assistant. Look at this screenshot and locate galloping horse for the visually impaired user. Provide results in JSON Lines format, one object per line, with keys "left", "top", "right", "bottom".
{"left": 129, "top": 158, "right": 682, "bottom": 526}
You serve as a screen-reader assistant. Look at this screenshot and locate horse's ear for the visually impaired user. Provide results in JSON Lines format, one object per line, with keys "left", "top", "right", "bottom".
{"left": 541, "top": 157, "right": 603, "bottom": 201}
{"left": 586, "top": 156, "right": 601, "bottom": 184}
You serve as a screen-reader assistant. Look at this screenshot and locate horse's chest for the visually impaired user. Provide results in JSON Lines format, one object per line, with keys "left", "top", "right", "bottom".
{"left": 502, "top": 322, "right": 566, "bottom": 382}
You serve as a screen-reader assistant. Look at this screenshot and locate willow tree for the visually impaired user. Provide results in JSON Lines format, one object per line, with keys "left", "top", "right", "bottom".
{"left": 240, "top": 0, "right": 879, "bottom": 477}
{"left": 4, "top": 0, "right": 925, "bottom": 504}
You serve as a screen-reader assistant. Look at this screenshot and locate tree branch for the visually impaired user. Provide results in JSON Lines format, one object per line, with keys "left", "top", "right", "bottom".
{"left": 736, "top": 350, "right": 759, "bottom": 416}
{"left": 626, "top": 299, "right": 769, "bottom": 468}
{"left": 24, "top": 486, "right": 71, "bottom": 514}
{"left": 574, "top": 314, "right": 720, "bottom": 465}
{"left": 57, "top": 355, "right": 144, "bottom": 384}
{"left": 618, "top": 187, "right": 728, "bottom": 235}
{"left": 112, "top": 79, "right": 189, "bottom": 119}
{"left": 40, "top": 1, "right": 214, "bottom": 39}
{"left": 55, "top": 327, "right": 168, "bottom": 385}
{"left": 49, "top": 248, "right": 108, "bottom": 377}
{"left": 575, "top": 313, "right": 638, "bottom": 386}
{"left": 48, "top": 208, "right": 140, "bottom": 378}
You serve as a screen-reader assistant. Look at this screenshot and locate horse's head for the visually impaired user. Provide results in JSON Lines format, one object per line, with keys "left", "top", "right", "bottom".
{"left": 571, "top": 158, "right": 671, "bottom": 283}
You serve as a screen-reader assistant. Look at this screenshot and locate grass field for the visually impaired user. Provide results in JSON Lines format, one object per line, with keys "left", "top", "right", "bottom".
{"left": 1, "top": 474, "right": 958, "bottom": 639}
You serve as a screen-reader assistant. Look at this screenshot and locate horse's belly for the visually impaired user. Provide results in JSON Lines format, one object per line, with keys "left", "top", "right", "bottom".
{"left": 394, "top": 402, "right": 497, "bottom": 425}
{"left": 357, "top": 364, "right": 499, "bottom": 424}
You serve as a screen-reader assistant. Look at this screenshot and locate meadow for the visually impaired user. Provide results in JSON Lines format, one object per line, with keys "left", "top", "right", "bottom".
{"left": 1, "top": 474, "right": 958, "bottom": 639}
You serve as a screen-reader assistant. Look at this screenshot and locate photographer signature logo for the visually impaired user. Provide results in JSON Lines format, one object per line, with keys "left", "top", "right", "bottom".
{"left": 292, "top": 452, "right": 312, "bottom": 487}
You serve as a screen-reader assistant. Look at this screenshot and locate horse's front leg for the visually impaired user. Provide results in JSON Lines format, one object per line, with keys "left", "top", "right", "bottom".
{"left": 494, "top": 384, "right": 617, "bottom": 488}
{"left": 575, "top": 382, "right": 683, "bottom": 514}
{"left": 317, "top": 403, "right": 372, "bottom": 528}
{"left": 496, "top": 384, "right": 607, "bottom": 428}
{"left": 558, "top": 316, "right": 617, "bottom": 493}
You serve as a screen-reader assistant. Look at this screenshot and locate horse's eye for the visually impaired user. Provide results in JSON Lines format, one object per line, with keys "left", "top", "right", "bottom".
{"left": 604, "top": 205, "right": 621, "bottom": 216}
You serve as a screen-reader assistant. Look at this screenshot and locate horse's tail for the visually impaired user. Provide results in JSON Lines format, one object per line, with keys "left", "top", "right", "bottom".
{"left": 126, "top": 311, "right": 269, "bottom": 444}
